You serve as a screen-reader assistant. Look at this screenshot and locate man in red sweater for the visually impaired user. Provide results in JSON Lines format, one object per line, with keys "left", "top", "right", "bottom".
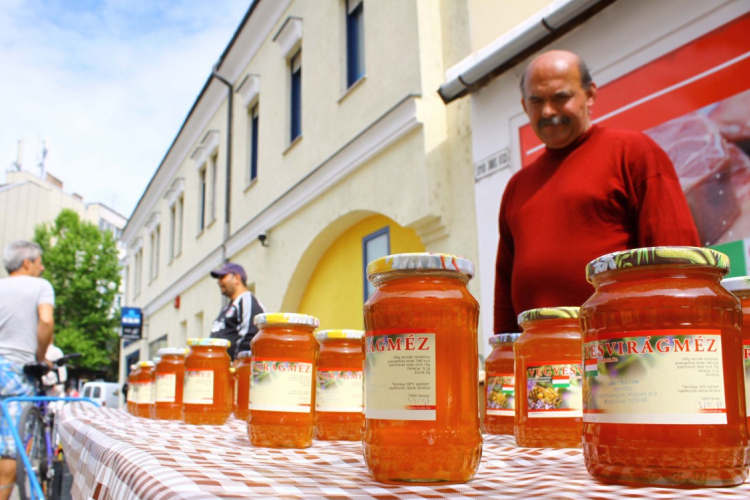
{"left": 494, "top": 50, "right": 700, "bottom": 333}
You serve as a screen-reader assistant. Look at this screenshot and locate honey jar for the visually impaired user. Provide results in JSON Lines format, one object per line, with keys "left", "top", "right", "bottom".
{"left": 126, "top": 364, "right": 138, "bottom": 414}
{"left": 133, "top": 361, "right": 155, "bottom": 419}
{"left": 235, "top": 351, "right": 252, "bottom": 421}
{"left": 484, "top": 333, "right": 520, "bottom": 435}
{"left": 154, "top": 348, "right": 187, "bottom": 420}
{"left": 363, "top": 253, "right": 482, "bottom": 484}
{"left": 581, "top": 247, "right": 749, "bottom": 487}
{"left": 515, "top": 307, "right": 582, "bottom": 448}
{"left": 248, "top": 313, "right": 320, "bottom": 448}
{"left": 182, "top": 338, "right": 232, "bottom": 425}
{"left": 723, "top": 276, "right": 750, "bottom": 431}
{"left": 315, "top": 330, "right": 364, "bottom": 441}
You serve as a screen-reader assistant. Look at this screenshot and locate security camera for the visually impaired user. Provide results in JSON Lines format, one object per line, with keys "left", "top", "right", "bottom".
{"left": 258, "top": 232, "right": 268, "bottom": 246}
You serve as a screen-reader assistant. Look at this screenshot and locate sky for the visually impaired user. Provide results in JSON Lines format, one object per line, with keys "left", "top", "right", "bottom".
{"left": 0, "top": 0, "right": 251, "bottom": 218}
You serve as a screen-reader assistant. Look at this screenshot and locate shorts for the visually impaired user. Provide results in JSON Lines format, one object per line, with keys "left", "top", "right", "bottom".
{"left": 0, "top": 356, "right": 35, "bottom": 459}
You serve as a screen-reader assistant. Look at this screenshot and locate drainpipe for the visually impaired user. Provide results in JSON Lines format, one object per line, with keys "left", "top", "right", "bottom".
{"left": 211, "top": 64, "right": 233, "bottom": 263}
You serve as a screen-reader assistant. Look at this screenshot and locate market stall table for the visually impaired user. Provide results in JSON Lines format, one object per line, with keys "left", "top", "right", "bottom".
{"left": 58, "top": 404, "right": 750, "bottom": 499}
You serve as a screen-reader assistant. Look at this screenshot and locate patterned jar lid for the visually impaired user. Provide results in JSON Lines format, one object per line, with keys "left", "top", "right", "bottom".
{"left": 517, "top": 307, "right": 580, "bottom": 327}
{"left": 315, "top": 329, "right": 365, "bottom": 341}
{"left": 187, "top": 338, "right": 231, "bottom": 348}
{"left": 586, "top": 246, "right": 730, "bottom": 282}
{"left": 254, "top": 313, "right": 320, "bottom": 328}
{"left": 489, "top": 333, "right": 522, "bottom": 345}
{"left": 236, "top": 350, "right": 252, "bottom": 359}
{"left": 137, "top": 361, "right": 155, "bottom": 368}
{"left": 367, "top": 253, "right": 475, "bottom": 280}
{"left": 722, "top": 276, "right": 750, "bottom": 293}
{"left": 156, "top": 348, "right": 188, "bottom": 357}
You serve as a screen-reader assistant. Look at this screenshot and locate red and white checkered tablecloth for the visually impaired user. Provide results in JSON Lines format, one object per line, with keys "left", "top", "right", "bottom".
{"left": 58, "top": 403, "right": 750, "bottom": 500}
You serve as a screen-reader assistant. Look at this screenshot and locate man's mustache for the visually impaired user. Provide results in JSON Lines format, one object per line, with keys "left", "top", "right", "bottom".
{"left": 538, "top": 116, "right": 571, "bottom": 128}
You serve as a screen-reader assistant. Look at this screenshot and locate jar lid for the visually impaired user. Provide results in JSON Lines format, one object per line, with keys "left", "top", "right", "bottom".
{"left": 722, "top": 276, "right": 750, "bottom": 292}
{"left": 367, "top": 253, "right": 475, "bottom": 280}
{"left": 517, "top": 307, "right": 580, "bottom": 327}
{"left": 237, "top": 350, "right": 252, "bottom": 359}
{"left": 187, "top": 338, "right": 231, "bottom": 348}
{"left": 137, "top": 361, "right": 155, "bottom": 368}
{"left": 489, "top": 333, "right": 521, "bottom": 345}
{"left": 586, "top": 246, "right": 730, "bottom": 282}
{"left": 152, "top": 357, "right": 161, "bottom": 365}
{"left": 156, "top": 348, "right": 188, "bottom": 357}
{"left": 254, "top": 313, "right": 320, "bottom": 328}
{"left": 315, "top": 329, "right": 365, "bottom": 341}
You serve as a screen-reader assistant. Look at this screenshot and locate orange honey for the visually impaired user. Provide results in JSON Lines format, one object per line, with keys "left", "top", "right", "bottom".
{"left": 515, "top": 308, "right": 582, "bottom": 448}
{"left": 154, "top": 348, "right": 187, "bottom": 420}
{"left": 315, "top": 330, "right": 364, "bottom": 441}
{"left": 235, "top": 351, "right": 252, "bottom": 421}
{"left": 363, "top": 253, "right": 482, "bottom": 484}
{"left": 133, "top": 361, "right": 155, "bottom": 419}
{"left": 723, "top": 276, "right": 750, "bottom": 432}
{"left": 581, "top": 247, "right": 749, "bottom": 487}
{"left": 126, "top": 364, "right": 139, "bottom": 414}
{"left": 182, "top": 338, "right": 231, "bottom": 425}
{"left": 484, "top": 333, "right": 520, "bottom": 435}
{"left": 248, "top": 313, "right": 320, "bottom": 448}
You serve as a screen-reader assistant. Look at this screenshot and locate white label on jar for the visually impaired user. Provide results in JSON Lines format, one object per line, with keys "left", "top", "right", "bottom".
{"left": 249, "top": 359, "right": 313, "bottom": 413}
{"left": 127, "top": 383, "right": 136, "bottom": 403}
{"left": 486, "top": 373, "right": 514, "bottom": 416}
{"left": 316, "top": 369, "right": 363, "bottom": 412}
{"left": 135, "top": 382, "right": 153, "bottom": 404}
{"left": 155, "top": 373, "right": 176, "bottom": 403}
{"left": 183, "top": 370, "right": 215, "bottom": 404}
{"left": 365, "top": 329, "right": 436, "bottom": 421}
{"left": 583, "top": 330, "right": 727, "bottom": 424}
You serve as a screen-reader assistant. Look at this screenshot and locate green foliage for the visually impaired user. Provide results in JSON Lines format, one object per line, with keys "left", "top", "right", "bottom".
{"left": 34, "top": 209, "right": 122, "bottom": 380}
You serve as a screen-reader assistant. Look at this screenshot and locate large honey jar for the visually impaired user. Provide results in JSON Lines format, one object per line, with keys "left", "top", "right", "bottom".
{"left": 363, "top": 253, "right": 482, "bottom": 484}
{"left": 182, "top": 338, "right": 232, "bottom": 425}
{"left": 126, "top": 364, "right": 139, "bottom": 414}
{"left": 723, "top": 276, "right": 750, "bottom": 431}
{"left": 484, "top": 333, "right": 520, "bottom": 435}
{"left": 515, "top": 307, "right": 582, "bottom": 448}
{"left": 315, "top": 329, "right": 365, "bottom": 441}
{"left": 234, "top": 351, "right": 252, "bottom": 421}
{"left": 248, "top": 313, "right": 320, "bottom": 448}
{"left": 581, "top": 247, "right": 749, "bottom": 487}
{"left": 154, "top": 348, "right": 187, "bottom": 420}
{"left": 133, "top": 361, "right": 155, "bottom": 419}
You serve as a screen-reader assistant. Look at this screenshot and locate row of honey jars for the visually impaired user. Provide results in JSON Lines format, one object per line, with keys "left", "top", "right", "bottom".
{"left": 484, "top": 333, "right": 520, "bottom": 435}
{"left": 580, "top": 246, "right": 749, "bottom": 487}
{"left": 363, "top": 253, "right": 482, "bottom": 485}
{"left": 723, "top": 276, "right": 750, "bottom": 431}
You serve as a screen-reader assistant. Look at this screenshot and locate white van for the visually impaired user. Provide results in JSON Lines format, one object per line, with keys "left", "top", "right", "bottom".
{"left": 81, "top": 381, "right": 121, "bottom": 409}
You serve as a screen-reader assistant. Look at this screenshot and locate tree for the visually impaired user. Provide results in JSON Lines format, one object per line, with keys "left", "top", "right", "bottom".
{"left": 34, "top": 209, "right": 122, "bottom": 380}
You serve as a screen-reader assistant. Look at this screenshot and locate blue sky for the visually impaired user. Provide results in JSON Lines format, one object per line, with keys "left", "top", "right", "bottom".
{"left": 0, "top": 0, "right": 250, "bottom": 217}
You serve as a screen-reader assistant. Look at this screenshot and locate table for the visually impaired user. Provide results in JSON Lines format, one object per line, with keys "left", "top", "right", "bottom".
{"left": 59, "top": 404, "right": 750, "bottom": 499}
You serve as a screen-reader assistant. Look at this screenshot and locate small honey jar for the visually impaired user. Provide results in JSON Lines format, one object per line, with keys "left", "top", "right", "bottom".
{"left": 234, "top": 351, "right": 252, "bottom": 421}
{"left": 484, "top": 333, "right": 521, "bottom": 435}
{"left": 182, "top": 338, "right": 232, "bottom": 425}
{"left": 154, "top": 348, "right": 187, "bottom": 420}
{"left": 133, "top": 361, "right": 155, "bottom": 419}
{"left": 126, "top": 364, "right": 139, "bottom": 414}
{"left": 723, "top": 276, "right": 750, "bottom": 431}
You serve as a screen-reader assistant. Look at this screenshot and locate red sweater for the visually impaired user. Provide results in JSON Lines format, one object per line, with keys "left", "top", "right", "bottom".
{"left": 494, "top": 125, "right": 700, "bottom": 333}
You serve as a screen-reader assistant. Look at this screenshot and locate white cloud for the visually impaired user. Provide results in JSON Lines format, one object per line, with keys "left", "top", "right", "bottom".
{"left": 0, "top": 0, "right": 250, "bottom": 217}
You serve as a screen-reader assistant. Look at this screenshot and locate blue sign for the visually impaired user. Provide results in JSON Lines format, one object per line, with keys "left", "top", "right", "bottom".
{"left": 121, "top": 307, "right": 143, "bottom": 340}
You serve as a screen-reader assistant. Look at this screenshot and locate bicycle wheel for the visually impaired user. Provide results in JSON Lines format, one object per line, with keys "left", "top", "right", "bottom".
{"left": 15, "top": 404, "right": 50, "bottom": 500}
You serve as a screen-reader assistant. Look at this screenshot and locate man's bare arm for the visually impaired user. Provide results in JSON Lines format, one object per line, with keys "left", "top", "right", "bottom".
{"left": 37, "top": 303, "right": 54, "bottom": 363}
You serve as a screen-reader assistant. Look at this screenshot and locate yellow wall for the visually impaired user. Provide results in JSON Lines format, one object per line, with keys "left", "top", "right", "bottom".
{"left": 297, "top": 214, "right": 425, "bottom": 330}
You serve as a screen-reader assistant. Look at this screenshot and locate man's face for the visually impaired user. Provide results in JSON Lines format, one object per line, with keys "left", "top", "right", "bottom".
{"left": 217, "top": 273, "right": 237, "bottom": 298}
{"left": 28, "top": 256, "right": 44, "bottom": 277}
{"left": 521, "top": 58, "right": 597, "bottom": 149}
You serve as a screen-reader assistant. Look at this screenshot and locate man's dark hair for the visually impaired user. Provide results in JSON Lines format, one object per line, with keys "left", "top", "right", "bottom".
{"left": 520, "top": 59, "right": 593, "bottom": 97}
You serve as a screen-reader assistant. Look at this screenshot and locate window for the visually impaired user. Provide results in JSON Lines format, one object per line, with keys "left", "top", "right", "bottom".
{"left": 210, "top": 153, "right": 218, "bottom": 223}
{"left": 362, "top": 226, "right": 390, "bottom": 301}
{"left": 93, "top": 387, "right": 101, "bottom": 399}
{"left": 249, "top": 104, "right": 259, "bottom": 183}
{"left": 290, "top": 51, "right": 302, "bottom": 142}
{"left": 176, "top": 195, "right": 184, "bottom": 256}
{"left": 133, "top": 248, "right": 143, "bottom": 297}
{"left": 149, "top": 335, "right": 168, "bottom": 359}
{"left": 168, "top": 190, "right": 183, "bottom": 262}
{"left": 346, "top": 0, "right": 365, "bottom": 86}
{"left": 169, "top": 204, "right": 176, "bottom": 262}
{"left": 198, "top": 167, "right": 207, "bottom": 232}
{"left": 149, "top": 225, "right": 160, "bottom": 281}
{"left": 125, "top": 351, "right": 140, "bottom": 374}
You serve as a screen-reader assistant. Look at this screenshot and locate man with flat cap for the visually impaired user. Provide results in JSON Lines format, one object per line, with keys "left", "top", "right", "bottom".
{"left": 209, "top": 262, "right": 264, "bottom": 359}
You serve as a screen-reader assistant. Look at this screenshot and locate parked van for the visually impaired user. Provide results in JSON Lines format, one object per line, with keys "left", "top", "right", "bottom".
{"left": 81, "top": 381, "right": 121, "bottom": 409}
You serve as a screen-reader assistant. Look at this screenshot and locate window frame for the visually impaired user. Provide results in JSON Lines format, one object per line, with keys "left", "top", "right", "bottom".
{"left": 198, "top": 166, "right": 207, "bottom": 233}
{"left": 346, "top": 0, "right": 365, "bottom": 87}
{"left": 290, "top": 51, "right": 302, "bottom": 142}
{"left": 209, "top": 153, "right": 218, "bottom": 224}
{"left": 249, "top": 103, "right": 259, "bottom": 184}
{"left": 362, "top": 226, "right": 390, "bottom": 302}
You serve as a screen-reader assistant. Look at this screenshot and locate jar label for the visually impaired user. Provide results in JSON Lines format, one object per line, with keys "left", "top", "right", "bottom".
{"left": 126, "top": 383, "right": 136, "bottom": 403}
{"left": 365, "top": 329, "right": 437, "bottom": 421}
{"left": 486, "top": 373, "right": 514, "bottom": 416}
{"left": 316, "top": 369, "right": 363, "bottom": 412}
{"left": 155, "top": 373, "right": 176, "bottom": 403}
{"left": 744, "top": 340, "right": 750, "bottom": 417}
{"left": 249, "top": 358, "right": 313, "bottom": 413}
{"left": 183, "top": 370, "right": 215, "bottom": 404}
{"left": 583, "top": 330, "right": 727, "bottom": 424}
{"left": 526, "top": 362, "right": 583, "bottom": 418}
{"left": 135, "top": 382, "right": 153, "bottom": 404}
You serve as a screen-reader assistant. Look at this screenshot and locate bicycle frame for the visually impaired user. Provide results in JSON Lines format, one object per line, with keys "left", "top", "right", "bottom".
{"left": 0, "top": 396, "right": 100, "bottom": 500}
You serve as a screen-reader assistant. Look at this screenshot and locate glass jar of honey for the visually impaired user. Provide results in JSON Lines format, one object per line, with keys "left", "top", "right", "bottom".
{"left": 485, "top": 333, "right": 521, "bottom": 435}
{"left": 154, "top": 348, "right": 187, "bottom": 420}
{"left": 315, "top": 329, "right": 364, "bottom": 441}
{"left": 182, "top": 338, "right": 232, "bottom": 425}
{"left": 235, "top": 351, "right": 252, "bottom": 421}
{"left": 515, "top": 307, "right": 582, "bottom": 448}
{"left": 723, "top": 276, "right": 750, "bottom": 432}
{"left": 581, "top": 247, "right": 749, "bottom": 487}
{"left": 133, "top": 361, "right": 155, "bottom": 419}
{"left": 126, "top": 364, "right": 139, "bottom": 414}
{"left": 248, "top": 313, "right": 320, "bottom": 448}
{"left": 363, "top": 253, "right": 482, "bottom": 484}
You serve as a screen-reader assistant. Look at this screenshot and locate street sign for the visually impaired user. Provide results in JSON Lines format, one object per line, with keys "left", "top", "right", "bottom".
{"left": 121, "top": 307, "right": 143, "bottom": 340}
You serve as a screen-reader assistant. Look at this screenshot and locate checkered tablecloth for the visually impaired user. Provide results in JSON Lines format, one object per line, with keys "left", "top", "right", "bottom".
{"left": 58, "top": 403, "right": 750, "bottom": 499}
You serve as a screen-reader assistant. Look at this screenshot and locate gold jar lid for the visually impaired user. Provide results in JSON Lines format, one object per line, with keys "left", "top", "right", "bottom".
{"left": 156, "top": 348, "right": 188, "bottom": 357}
{"left": 315, "top": 329, "right": 364, "bottom": 341}
{"left": 367, "top": 253, "right": 475, "bottom": 281}
{"left": 586, "top": 246, "right": 729, "bottom": 282}
{"left": 187, "top": 338, "right": 231, "bottom": 348}
{"left": 517, "top": 307, "right": 580, "bottom": 327}
{"left": 254, "top": 313, "right": 320, "bottom": 328}
{"left": 137, "top": 361, "right": 155, "bottom": 368}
